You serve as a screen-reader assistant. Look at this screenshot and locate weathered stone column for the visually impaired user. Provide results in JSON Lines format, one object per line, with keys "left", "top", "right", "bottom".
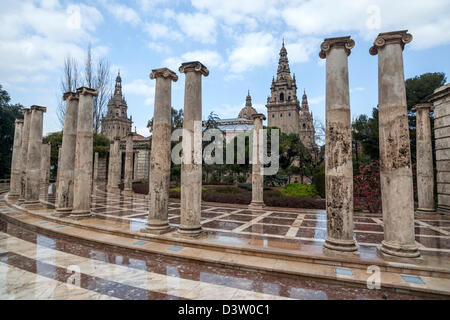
{"left": 143, "top": 68, "right": 178, "bottom": 234}
{"left": 18, "top": 109, "right": 31, "bottom": 204}
{"left": 107, "top": 137, "right": 121, "bottom": 192}
{"left": 9, "top": 119, "right": 24, "bottom": 199}
{"left": 55, "top": 147, "right": 62, "bottom": 191}
{"left": 24, "top": 105, "right": 46, "bottom": 207}
{"left": 414, "top": 103, "right": 435, "bottom": 213}
{"left": 72, "top": 87, "right": 97, "bottom": 218}
{"left": 370, "top": 30, "right": 420, "bottom": 258}
{"left": 178, "top": 61, "right": 209, "bottom": 236}
{"left": 249, "top": 113, "right": 266, "bottom": 209}
{"left": 93, "top": 152, "right": 99, "bottom": 183}
{"left": 40, "top": 142, "right": 51, "bottom": 185}
{"left": 123, "top": 133, "right": 134, "bottom": 195}
{"left": 55, "top": 92, "right": 79, "bottom": 215}
{"left": 319, "top": 36, "right": 358, "bottom": 253}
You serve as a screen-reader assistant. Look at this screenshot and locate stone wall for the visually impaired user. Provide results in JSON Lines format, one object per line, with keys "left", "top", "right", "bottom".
{"left": 97, "top": 157, "right": 107, "bottom": 182}
{"left": 430, "top": 83, "right": 450, "bottom": 213}
{"left": 133, "top": 150, "right": 150, "bottom": 182}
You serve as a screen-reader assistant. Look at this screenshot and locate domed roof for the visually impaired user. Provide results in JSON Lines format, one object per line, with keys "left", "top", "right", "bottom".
{"left": 238, "top": 91, "right": 257, "bottom": 120}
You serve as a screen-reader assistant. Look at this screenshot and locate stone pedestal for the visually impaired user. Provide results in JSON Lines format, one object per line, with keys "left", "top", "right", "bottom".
{"left": 123, "top": 133, "right": 134, "bottom": 195}
{"left": 107, "top": 137, "right": 121, "bottom": 193}
{"left": 320, "top": 36, "right": 358, "bottom": 253}
{"left": 143, "top": 68, "right": 178, "bottom": 234}
{"left": 40, "top": 142, "right": 51, "bottom": 185}
{"left": 72, "top": 87, "right": 97, "bottom": 218}
{"left": 55, "top": 92, "right": 79, "bottom": 215}
{"left": 24, "top": 106, "right": 46, "bottom": 207}
{"left": 249, "top": 113, "right": 266, "bottom": 209}
{"left": 18, "top": 109, "right": 31, "bottom": 204}
{"left": 370, "top": 30, "right": 420, "bottom": 258}
{"left": 9, "top": 119, "right": 24, "bottom": 199}
{"left": 178, "top": 61, "right": 209, "bottom": 237}
{"left": 413, "top": 103, "right": 435, "bottom": 213}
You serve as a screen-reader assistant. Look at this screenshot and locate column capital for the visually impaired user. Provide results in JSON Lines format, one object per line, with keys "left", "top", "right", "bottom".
{"left": 412, "top": 102, "right": 433, "bottom": 112}
{"left": 63, "top": 91, "right": 79, "bottom": 101}
{"left": 251, "top": 113, "right": 266, "bottom": 121}
{"left": 179, "top": 61, "right": 209, "bottom": 77}
{"left": 22, "top": 108, "right": 31, "bottom": 116}
{"left": 15, "top": 119, "right": 24, "bottom": 125}
{"left": 76, "top": 87, "right": 98, "bottom": 97}
{"left": 369, "top": 30, "right": 412, "bottom": 56}
{"left": 30, "top": 105, "right": 47, "bottom": 113}
{"left": 319, "top": 36, "right": 355, "bottom": 59}
{"left": 150, "top": 67, "right": 178, "bottom": 82}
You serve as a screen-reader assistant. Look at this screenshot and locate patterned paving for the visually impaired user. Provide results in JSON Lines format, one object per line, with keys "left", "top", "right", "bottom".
{"left": 38, "top": 185, "right": 450, "bottom": 257}
{"left": 0, "top": 217, "right": 436, "bottom": 300}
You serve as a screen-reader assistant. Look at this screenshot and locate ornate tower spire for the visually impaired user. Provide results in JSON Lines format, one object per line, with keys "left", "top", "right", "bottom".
{"left": 277, "top": 39, "right": 291, "bottom": 80}
{"left": 114, "top": 70, "right": 122, "bottom": 96}
{"left": 302, "top": 89, "right": 309, "bottom": 111}
{"left": 246, "top": 90, "right": 252, "bottom": 107}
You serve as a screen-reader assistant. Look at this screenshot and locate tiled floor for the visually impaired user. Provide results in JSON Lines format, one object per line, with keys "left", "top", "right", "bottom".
{"left": 37, "top": 184, "right": 450, "bottom": 258}
{"left": 0, "top": 215, "right": 438, "bottom": 300}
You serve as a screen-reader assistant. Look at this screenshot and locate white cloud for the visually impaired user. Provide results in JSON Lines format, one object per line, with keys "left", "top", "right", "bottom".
{"left": 176, "top": 13, "right": 217, "bottom": 44}
{"left": 228, "top": 32, "right": 277, "bottom": 73}
{"left": 284, "top": 37, "right": 322, "bottom": 64}
{"left": 144, "top": 22, "right": 182, "bottom": 41}
{"left": 0, "top": 1, "right": 103, "bottom": 84}
{"left": 106, "top": 3, "right": 141, "bottom": 26}
{"left": 123, "top": 79, "right": 155, "bottom": 106}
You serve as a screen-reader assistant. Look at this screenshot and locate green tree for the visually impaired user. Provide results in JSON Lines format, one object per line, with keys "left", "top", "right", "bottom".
{"left": 0, "top": 85, "right": 24, "bottom": 178}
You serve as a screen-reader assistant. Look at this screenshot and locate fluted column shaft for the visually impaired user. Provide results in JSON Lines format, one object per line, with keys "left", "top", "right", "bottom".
{"left": 9, "top": 119, "right": 24, "bottom": 198}
{"left": 249, "top": 114, "right": 266, "bottom": 209}
{"left": 56, "top": 93, "right": 79, "bottom": 214}
{"left": 24, "top": 105, "right": 46, "bottom": 206}
{"left": 145, "top": 68, "right": 178, "bottom": 234}
{"left": 320, "top": 36, "right": 358, "bottom": 253}
{"left": 178, "top": 61, "right": 209, "bottom": 236}
{"left": 370, "top": 30, "right": 420, "bottom": 258}
{"left": 18, "top": 109, "right": 31, "bottom": 203}
{"left": 414, "top": 103, "right": 435, "bottom": 212}
{"left": 124, "top": 133, "right": 134, "bottom": 193}
{"left": 72, "top": 87, "right": 97, "bottom": 217}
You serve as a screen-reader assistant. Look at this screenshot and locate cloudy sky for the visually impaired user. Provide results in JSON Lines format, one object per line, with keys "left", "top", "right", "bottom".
{"left": 1, "top": 0, "right": 450, "bottom": 137}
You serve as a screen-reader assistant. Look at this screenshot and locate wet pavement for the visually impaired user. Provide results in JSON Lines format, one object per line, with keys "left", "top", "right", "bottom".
{"left": 0, "top": 217, "right": 440, "bottom": 300}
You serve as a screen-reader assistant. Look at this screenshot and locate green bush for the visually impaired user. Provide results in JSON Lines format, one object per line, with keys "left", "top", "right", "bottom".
{"left": 238, "top": 183, "right": 252, "bottom": 191}
{"left": 170, "top": 186, "right": 206, "bottom": 192}
{"left": 280, "top": 183, "right": 318, "bottom": 198}
{"left": 313, "top": 164, "right": 325, "bottom": 198}
{"left": 213, "top": 186, "right": 241, "bottom": 194}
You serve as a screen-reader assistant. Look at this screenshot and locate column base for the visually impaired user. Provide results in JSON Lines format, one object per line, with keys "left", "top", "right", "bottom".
{"left": 141, "top": 221, "right": 172, "bottom": 235}
{"left": 122, "top": 189, "right": 134, "bottom": 197}
{"left": 437, "top": 205, "right": 450, "bottom": 215}
{"left": 53, "top": 207, "right": 72, "bottom": 217}
{"left": 69, "top": 210, "right": 93, "bottom": 220}
{"left": 379, "top": 240, "right": 421, "bottom": 258}
{"left": 416, "top": 207, "right": 436, "bottom": 214}
{"left": 249, "top": 201, "right": 265, "bottom": 210}
{"left": 22, "top": 200, "right": 42, "bottom": 209}
{"left": 177, "top": 225, "right": 204, "bottom": 237}
{"left": 7, "top": 194, "right": 20, "bottom": 201}
{"left": 107, "top": 186, "right": 120, "bottom": 193}
{"left": 323, "top": 236, "right": 358, "bottom": 253}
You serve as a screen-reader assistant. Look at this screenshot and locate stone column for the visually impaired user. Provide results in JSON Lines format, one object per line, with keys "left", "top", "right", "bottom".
{"left": 55, "top": 147, "right": 62, "bottom": 191}
{"left": 72, "top": 87, "right": 97, "bottom": 218}
{"left": 24, "top": 105, "right": 46, "bottom": 207}
{"left": 370, "top": 30, "right": 420, "bottom": 258}
{"left": 414, "top": 103, "right": 435, "bottom": 213}
{"left": 107, "top": 137, "right": 121, "bottom": 192}
{"left": 319, "top": 36, "right": 358, "bottom": 253}
{"left": 178, "top": 61, "right": 209, "bottom": 236}
{"left": 18, "top": 109, "right": 31, "bottom": 204}
{"left": 143, "top": 68, "right": 178, "bottom": 234}
{"left": 9, "top": 119, "right": 24, "bottom": 199}
{"left": 123, "top": 133, "right": 134, "bottom": 195}
{"left": 55, "top": 92, "right": 79, "bottom": 215}
{"left": 40, "top": 142, "right": 51, "bottom": 185}
{"left": 249, "top": 113, "right": 266, "bottom": 209}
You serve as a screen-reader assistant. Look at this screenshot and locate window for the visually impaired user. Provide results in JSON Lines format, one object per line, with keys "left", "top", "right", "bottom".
{"left": 280, "top": 93, "right": 284, "bottom": 101}
{"left": 272, "top": 114, "right": 274, "bottom": 118}
{"left": 288, "top": 96, "right": 291, "bottom": 101}
{"left": 288, "top": 113, "right": 291, "bottom": 117}
{"left": 280, "top": 113, "right": 283, "bottom": 117}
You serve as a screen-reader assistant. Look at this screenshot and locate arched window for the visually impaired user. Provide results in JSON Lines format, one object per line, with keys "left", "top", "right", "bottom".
{"left": 280, "top": 113, "right": 283, "bottom": 117}
{"left": 288, "top": 96, "right": 291, "bottom": 101}
{"left": 280, "top": 93, "right": 284, "bottom": 101}
{"left": 272, "top": 114, "right": 274, "bottom": 118}
{"left": 288, "top": 113, "right": 291, "bottom": 117}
